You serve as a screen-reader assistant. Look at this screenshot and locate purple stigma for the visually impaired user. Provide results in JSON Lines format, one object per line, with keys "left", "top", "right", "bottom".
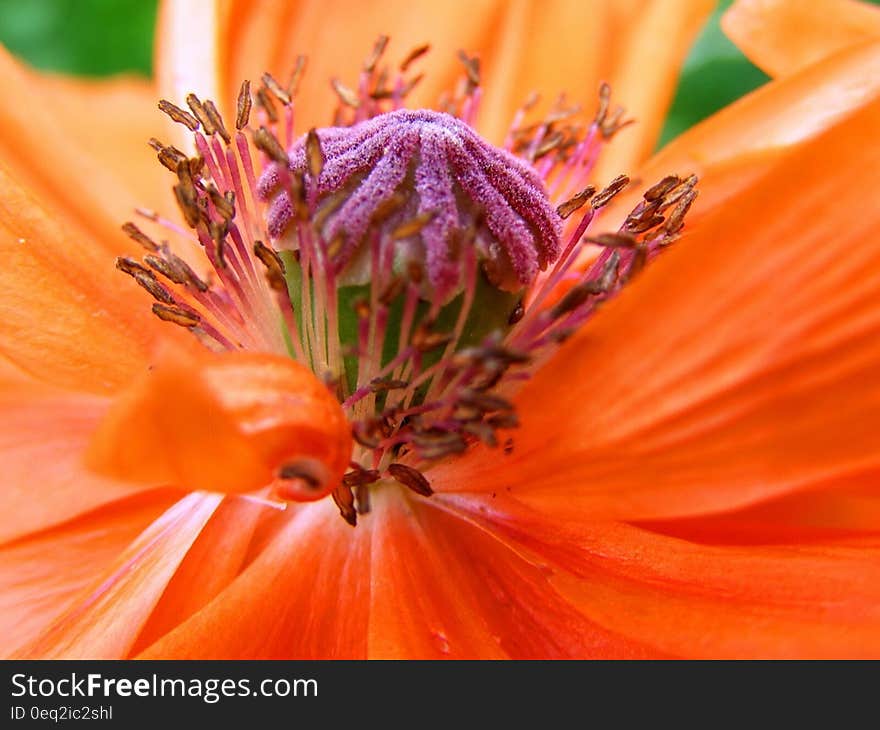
{"left": 257, "top": 109, "right": 562, "bottom": 296}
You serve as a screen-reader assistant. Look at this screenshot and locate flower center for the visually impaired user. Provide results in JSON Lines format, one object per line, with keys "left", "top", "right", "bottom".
{"left": 116, "top": 39, "right": 697, "bottom": 524}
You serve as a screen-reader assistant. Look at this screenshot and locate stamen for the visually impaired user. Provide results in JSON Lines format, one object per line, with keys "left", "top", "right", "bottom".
{"left": 115, "top": 40, "right": 698, "bottom": 526}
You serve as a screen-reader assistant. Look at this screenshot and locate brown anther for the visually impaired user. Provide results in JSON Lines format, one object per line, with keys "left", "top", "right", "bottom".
{"left": 158, "top": 99, "right": 200, "bottom": 131}
{"left": 462, "top": 422, "right": 498, "bottom": 448}
{"left": 459, "top": 389, "right": 514, "bottom": 413}
{"left": 305, "top": 128, "right": 324, "bottom": 179}
{"left": 342, "top": 465, "right": 381, "bottom": 488}
{"left": 331, "top": 484, "right": 358, "bottom": 526}
{"left": 158, "top": 147, "right": 188, "bottom": 173}
{"left": 414, "top": 435, "right": 467, "bottom": 460}
{"left": 585, "top": 232, "right": 637, "bottom": 249}
{"left": 591, "top": 175, "right": 630, "bottom": 209}
{"left": 253, "top": 240, "right": 285, "bottom": 273}
{"left": 331, "top": 78, "right": 360, "bottom": 108}
{"left": 369, "top": 191, "right": 407, "bottom": 226}
{"left": 556, "top": 185, "right": 597, "bottom": 220}
{"left": 624, "top": 244, "right": 649, "bottom": 282}
{"left": 388, "top": 463, "right": 434, "bottom": 497}
{"left": 288, "top": 55, "right": 307, "bottom": 97}
{"left": 643, "top": 175, "right": 681, "bottom": 202}
{"left": 175, "top": 157, "right": 195, "bottom": 191}
{"left": 623, "top": 211, "right": 666, "bottom": 234}
{"left": 412, "top": 324, "right": 453, "bottom": 353}
{"left": 207, "top": 185, "right": 235, "bottom": 220}
{"left": 488, "top": 412, "right": 520, "bottom": 429}
{"left": 391, "top": 211, "right": 436, "bottom": 239}
{"left": 185, "top": 93, "right": 214, "bottom": 134}
{"left": 152, "top": 302, "right": 200, "bottom": 327}
{"left": 326, "top": 235, "right": 344, "bottom": 260}
{"left": 133, "top": 269, "right": 174, "bottom": 304}
{"left": 255, "top": 88, "right": 279, "bottom": 123}
{"left": 143, "top": 254, "right": 183, "bottom": 285}
{"left": 659, "top": 175, "right": 698, "bottom": 210}
{"left": 355, "top": 484, "right": 371, "bottom": 515}
{"left": 208, "top": 220, "right": 229, "bottom": 267}
{"left": 121, "top": 222, "right": 159, "bottom": 252}
{"left": 253, "top": 126, "right": 288, "bottom": 164}
{"left": 664, "top": 189, "right": 698, "bottom": 235}
{"left": 401, "top": 44, "right": 430, "bottom": 72}
{"left": 533, "top": 131, "right": 566, "bottom": 161}
{"left": 258, "top": 72, "right": 289, "bottom": 108}
{"left": 550, "top": 279, "right": 605, "bottom": 319}
{"left": 352, "top": 420, "right": 382, "bottom": 449}
{"left": 364, "top": 34, "right": 389, "bottom": 73}
{"left": 508, "top": 299, "right": 525, "bottom": 325}
{"left": 201, "top": 99, "right": 230, "bottom": 143}
{"left": 162, "top": 248, "right": 208, "bottom": 292}
{"left": 115, "top": 256, "right": 151, "bottom": 277}
{"left": 173, "top": 185, "right": 201, "bottom": 228}
{"left": 599, "top": 251, "right": 621, "bottom": 290}
{"left": 378, "top": 276, "right": 406, "bottom": 306}
{"left": 369, "top": 376, "right": 409, "bottom": 393}
{"left": 235, "top": 80, "right": 252, "bottom": 130}
{"left": 400, "top": 73, "right": 425, "bottom": 99}
{"left": 457, "top": 50, "right": 480, "bottom": 88}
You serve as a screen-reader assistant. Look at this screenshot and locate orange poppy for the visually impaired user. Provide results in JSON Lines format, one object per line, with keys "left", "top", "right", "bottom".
{"left": 2, "top": 0, "right": 880, "bottom": 659}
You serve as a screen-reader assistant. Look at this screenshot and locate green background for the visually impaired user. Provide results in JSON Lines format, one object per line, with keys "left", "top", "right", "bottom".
{"left": 0, "top": 0, "right": 877, "bottom": 145}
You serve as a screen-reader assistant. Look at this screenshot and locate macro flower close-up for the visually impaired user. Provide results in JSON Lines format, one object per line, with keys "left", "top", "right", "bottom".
{"left": 2, "top": 0, "right": 880, "bottom": 660}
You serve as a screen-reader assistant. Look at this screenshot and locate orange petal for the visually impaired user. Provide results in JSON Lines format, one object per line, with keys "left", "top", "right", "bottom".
{"left": 129, "top": 497, "right": 265, "bottom": 655}
{"left": 0, "top": 363, "right": 167, "bottom": 544}
{"left": 157, "top": 0, "right": 508, "bottom": 138}
{"left": 0, "top": 490, "right": 181, "bottom": 656}
{"left": 13, "top": 493, "right": 224, "bottom": 659}
{"left": 433, "top": 94, "right": 880, "bottom": 522}
{"left": 366, "top": 489, "right": 660, "bottom": 658}
{"left": 156, "top": 0, "right": 711, "bottom": 151}
{"left": 0, "top": 47, "right": 170, "bottom": 260}
{"left": 35, "top": 72, "right": 177, "bottom": 220}
{"left": 450, "top": 500, "right": 880, "bottom": 658}
{"left": 138, "top": 500, "right": 372, "bottom": 658}
{"left": 590, "top": 0, "right": 716, "bottom": 184}
{"left": 722, "top": 0, "right": 880, "bottom": 77}
{"left": 603, "top": 40, "right": 880, "bottom": 231}
{"left": 640, "top": 472, "right": 880, "bottom": 545}
{"left": 87, "top": 348, "right": 352, "bottom": 497}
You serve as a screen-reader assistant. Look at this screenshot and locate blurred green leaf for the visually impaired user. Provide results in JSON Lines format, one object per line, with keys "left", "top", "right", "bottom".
{"left": 0, "top": 0, "right": 157, "bottom": 77}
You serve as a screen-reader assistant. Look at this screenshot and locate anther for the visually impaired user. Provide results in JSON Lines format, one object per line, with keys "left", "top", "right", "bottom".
{"left": 158, "top": 99, "right": 200, "bottom": 132}
{"left": 235, "top": 80, "right": 252, "bottom": 130}
{"left": 388, "top": 463, "right": 434, "bottom": 497}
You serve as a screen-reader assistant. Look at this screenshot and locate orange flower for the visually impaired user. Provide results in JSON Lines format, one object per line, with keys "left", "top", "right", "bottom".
{"left": 3, "top": 0, "right": 880, "bottom": 659}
